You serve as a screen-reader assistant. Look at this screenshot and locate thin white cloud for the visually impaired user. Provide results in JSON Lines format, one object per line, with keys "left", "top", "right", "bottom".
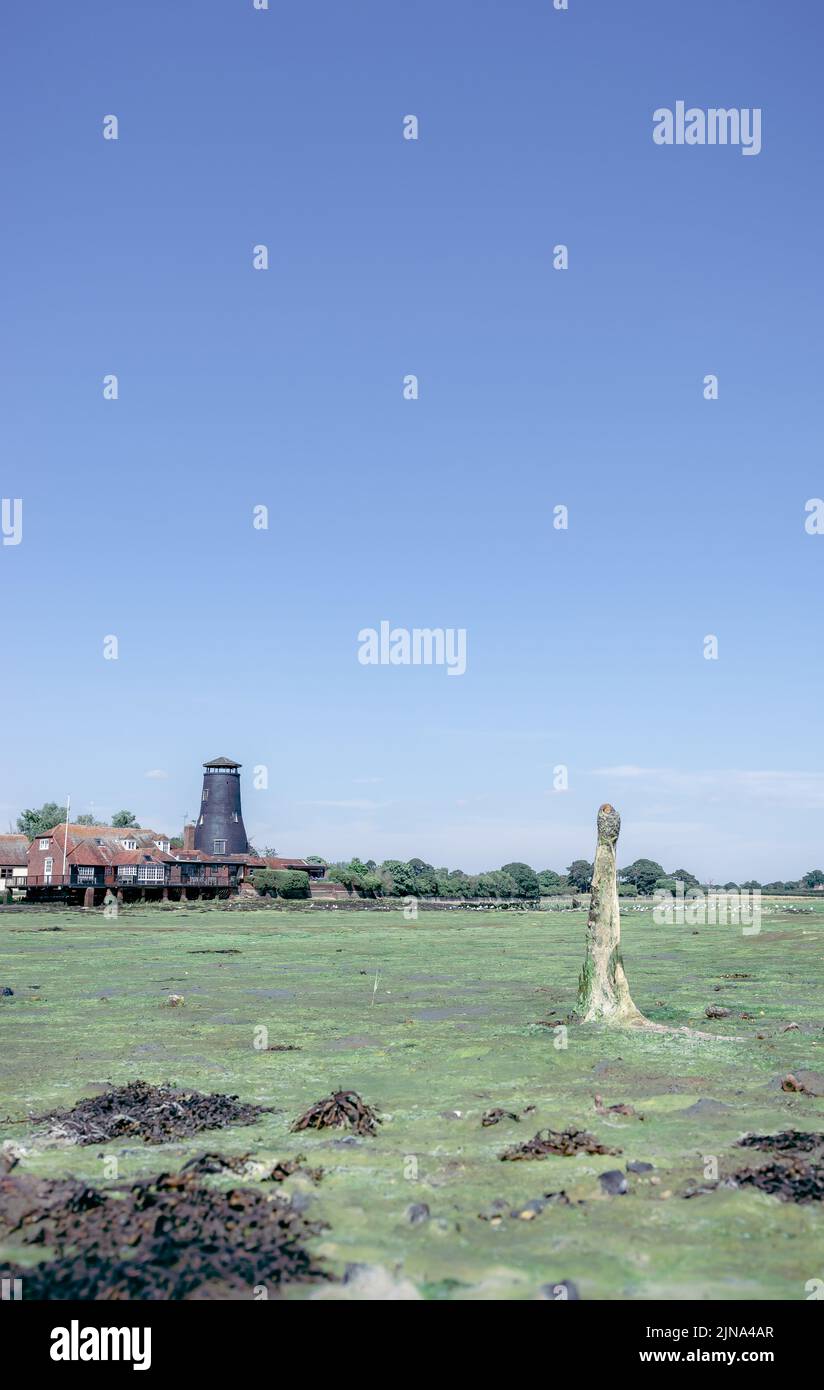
{"left": 589, "top": 766, "right": 824, "bottom": 810}
{"left": 144, "top": 769, "right": 169, "bottom": 780}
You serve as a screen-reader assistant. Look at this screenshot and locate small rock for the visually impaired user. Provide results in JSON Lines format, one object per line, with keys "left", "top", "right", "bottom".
{"left": 599, "top": 1169, "right": 628, "bottom": 1196}
{"left": 406, "top": 1202, "right": 430, "bottom": 1225}
{"left": 511, "top": 1198, "right": 547, "bottom": 1220}
{"left": 705, "top": 1005, "right": 732, "bottom": 1019}
{"left": 166, "top": 994, "right": 185, "bottom": 1007}
{"left": 780, "top": 1071, "right": 824, "bottom": 1097}
{"left": 1, "top": 987, "right": 13, "bottom": 997}
{"left": 626, "top": 1160, "right": 654, "bottom": 1174}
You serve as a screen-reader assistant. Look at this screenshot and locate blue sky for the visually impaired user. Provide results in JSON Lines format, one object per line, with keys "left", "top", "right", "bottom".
{"left": 2, "top": 0, "right": 822, "bottom": 880}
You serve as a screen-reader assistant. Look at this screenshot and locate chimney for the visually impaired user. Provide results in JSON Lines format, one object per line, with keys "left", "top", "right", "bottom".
{"left": 183, "top": 823, "right": 195, "bottom": 852}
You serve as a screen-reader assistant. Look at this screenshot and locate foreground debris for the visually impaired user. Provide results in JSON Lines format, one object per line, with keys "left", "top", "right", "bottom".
{"left": 34, "top": 1081, "right": 272, "bottom": 1146}
{"left": 500, "top": 1126, "right": 622, "bottom": 1161}
{"left": 737, "top": 1130, "right": 824, "bottom": 1156}
{"left": 181, "top": 1151, "right": 324, "bottom": 1183}
{"left": 731, "top": 1159, "right": 824, "bottom": 1204}
{"left": 594, "top": 1094, "right": 643, "bottom": 1119}
{"left": 291, "top": 1090, "right": 381, "bottom": 1138}
{"left": 0, "top": 1163, "right": 327, "bottom": 1298}
{"left": 482, "top": 1107, "right": 520, "bottom": 1127}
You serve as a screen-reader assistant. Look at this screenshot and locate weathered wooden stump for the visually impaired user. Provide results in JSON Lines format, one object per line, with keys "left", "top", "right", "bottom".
{"left": 577, "top": 804, "right": 646, "bottom": 1025}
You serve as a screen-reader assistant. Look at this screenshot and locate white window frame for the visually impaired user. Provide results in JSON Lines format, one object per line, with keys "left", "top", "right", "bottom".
{"left": 137, "top": 863, "right": 165, "bottom": 883}
{"left": 39, "top": 839, "right": 50, "bottom": 850}
{"left": 213, "top": 839, "right": 227, "bottom": 854}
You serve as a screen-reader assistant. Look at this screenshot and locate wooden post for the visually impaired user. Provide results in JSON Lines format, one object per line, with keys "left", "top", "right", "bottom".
{"left": 577, "top": 804, "right": 646, "bottom": 1025}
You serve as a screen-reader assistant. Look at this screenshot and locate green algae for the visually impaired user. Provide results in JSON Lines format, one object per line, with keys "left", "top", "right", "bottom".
{"left": 1, "top": 901, "right": 823, "bottom": 1300}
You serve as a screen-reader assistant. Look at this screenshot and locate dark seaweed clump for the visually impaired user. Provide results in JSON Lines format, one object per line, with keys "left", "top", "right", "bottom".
{"left": 501, "top": 1127, "right": 622, "bottom": 1161}
{"left": 35, "top": 1080, "right": 272, "bottom": 1146}
{"left": 291, "top": 1090, "right": 381, "bottom": 1138}
{"left": 731, "top": 1159, "right": 824, "bottom": 1204}
{"left": 737, "top": 1130, "right": 824, "bottom": 1156}
{"left": 0, "top": 1163, "right": 325, "bottom": 1299}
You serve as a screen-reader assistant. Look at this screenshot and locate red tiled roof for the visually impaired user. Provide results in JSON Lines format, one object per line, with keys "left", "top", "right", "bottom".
{"left": 0, "top": 835, "right": 29, "bottom": 866}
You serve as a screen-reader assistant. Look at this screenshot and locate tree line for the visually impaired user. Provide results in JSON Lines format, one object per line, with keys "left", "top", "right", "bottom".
{"left": 13, "top": 804, "right": 824, "bottom": 897}
{"left": 297, "top": 856, "right": 824, "bottom": 900}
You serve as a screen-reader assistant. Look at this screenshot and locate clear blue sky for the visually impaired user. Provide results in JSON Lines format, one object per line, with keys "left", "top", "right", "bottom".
{"left": 2, "top": 1, "right": 822, "bottom": 880}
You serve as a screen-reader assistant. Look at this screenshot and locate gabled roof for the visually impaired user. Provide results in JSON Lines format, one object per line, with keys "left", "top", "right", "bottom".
{"left": 41, "top": 825, "right": 165, "bottom": 849}
{"left": 0, "top": 835, "right": 29, "bottom": 866}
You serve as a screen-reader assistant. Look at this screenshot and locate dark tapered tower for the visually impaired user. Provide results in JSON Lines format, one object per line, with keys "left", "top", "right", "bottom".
{"left": 193, "top": 756, "right": 249, "bottom": 855}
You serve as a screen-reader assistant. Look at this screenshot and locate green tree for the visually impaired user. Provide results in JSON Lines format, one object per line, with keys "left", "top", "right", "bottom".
{"left": 274, "top": 869, "right": 310, "bottom": 898}
{"left": 16, "top": 802, "right": 65, "bottom": 838}
{"left": 407, "top": 858, "right": 438, "bottom": 895}
{"left": 380, "top": 860, "right": 417, "bottom": 896}
{"left": 537, "top": 869, "right": 562, "bottom": 889}
{"left": 112, "top": 810, "right": 138, "bottom": 828}
{"left": 360, "top": 871, "right": 383, "bottom": 898}
{"left": 669, "top": 868, "right": 699, "bottom": 890}
{"left": 802, "top": 869, "right": 824, "bottom": 889}
{"left": 74, "top": 814, "right": 96, "bottom": 826}
{"left": 484, "top": 869, "right": 519, "bottom": 898}
{"left": 500, "top": 861, "right": 540, "bottom": 898}
{"left": 327, "top": 863, "right": 363, "bottom": 891}
{"left": 566, "top": 859, "right": 594, "bottom": 892}
{"left": 251, "top": 868, "right": 278, "bottom": 896}
{"left": 619, "top": 858, "right": 665, "bottom": 895}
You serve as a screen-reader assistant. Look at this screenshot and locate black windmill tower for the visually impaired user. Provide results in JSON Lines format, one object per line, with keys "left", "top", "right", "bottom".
{"left": 194, "top": 756, "right": 249, "bottom": 855}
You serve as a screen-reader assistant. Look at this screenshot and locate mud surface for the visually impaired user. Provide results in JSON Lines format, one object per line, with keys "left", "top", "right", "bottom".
{"left": 291, "top": 1090, "right": 381, "bottom": 1138}
{"left": 4, "top": 903, "right": 824, "bottom": 1299}
{"left": 0, "top": 1162, "right": 325, "bottom": 1298}
{"left": 35, "top": 1081, "right": 272, "bottom": 1146}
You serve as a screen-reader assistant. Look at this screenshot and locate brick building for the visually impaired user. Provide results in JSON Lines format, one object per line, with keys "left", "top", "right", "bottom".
{"left": 20, "top": 756, "right": 332, "bottom": 904}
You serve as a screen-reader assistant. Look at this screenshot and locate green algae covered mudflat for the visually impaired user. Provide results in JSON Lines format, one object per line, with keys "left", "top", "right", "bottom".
{"left": 2, "top": 902, "right": 823, "bottom": 1299}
